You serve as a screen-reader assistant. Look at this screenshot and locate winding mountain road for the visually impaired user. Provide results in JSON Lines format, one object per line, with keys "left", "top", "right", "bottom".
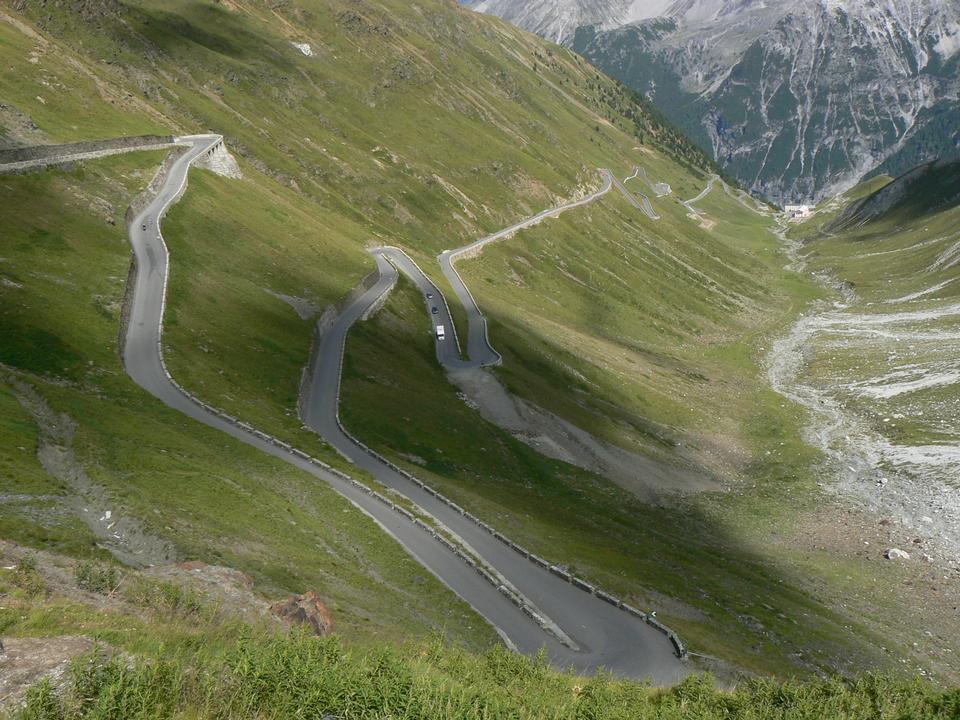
{"left": 300, "top": 169, "right": 687, "bottom": 679}
{"left": 681, "top": 175, "right": 719, "bottom": 217}
{"left": 614, "top": 169, "right": 660, "bottom": 220}
{"left": 119, "top": 136, "right": 686, "bottom": 682}
{"left": 630, "top": 167, "right": 671, "bottom": 198}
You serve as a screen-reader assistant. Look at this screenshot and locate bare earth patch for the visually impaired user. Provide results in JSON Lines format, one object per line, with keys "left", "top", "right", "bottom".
{"left": 448, "top": 367, "right": 719, "bottom": 500}
{"left": 0, "top": 636, "right": 92, "bottom": 711}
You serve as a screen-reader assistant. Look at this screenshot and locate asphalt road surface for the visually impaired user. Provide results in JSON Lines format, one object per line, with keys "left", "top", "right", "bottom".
{"left": 682, "top": 175, "right": 720, "bottom": 216}
{"left": 612, "top": 170, "right": 660, "bottom": 220}
{"left": 120, "top": 138, "right": 687, "bottom": 682}
{"left": 300, "top": 172, "right": 687, "bottom": 681}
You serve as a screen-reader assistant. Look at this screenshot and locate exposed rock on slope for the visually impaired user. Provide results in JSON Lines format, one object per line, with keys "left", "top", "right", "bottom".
{"left": 271, "top": 591, "right": 335, "bottom": 636}
{"left": 0, "top": 636, "right": 94, "bottom": 711}
{"left": 7, "top": 377, "right": 177, "bottom": 567}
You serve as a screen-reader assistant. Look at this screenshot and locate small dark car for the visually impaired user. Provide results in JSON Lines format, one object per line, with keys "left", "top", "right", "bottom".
{"left": 431, "top": 306, "right": 439, "bottom": 315}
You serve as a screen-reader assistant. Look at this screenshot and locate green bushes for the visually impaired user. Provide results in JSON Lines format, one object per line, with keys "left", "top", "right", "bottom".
{"left": 16, "top": 648, "right": 186, "bottom": 720}
{"left": 73, "top": 563, "right": 120, "bottom": 595}
{"left": 122, "top": 578, "right": 211, "bottom": 621}
{"left": 12, "top": 632, "right": 960, "bottom": 720}
{"left": 12, "top": 555, "right": 46, "bottom": 599}
{"left": 20, "top": 680, "right": 61, "bottom": 720}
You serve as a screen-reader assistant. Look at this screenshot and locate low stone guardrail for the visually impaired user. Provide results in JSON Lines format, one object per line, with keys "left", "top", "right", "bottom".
{"left": 325, "top": 363, "right": 688, "bottom": 658}
{"left": 0, "top": 135, "right": 175, "bottom": 174}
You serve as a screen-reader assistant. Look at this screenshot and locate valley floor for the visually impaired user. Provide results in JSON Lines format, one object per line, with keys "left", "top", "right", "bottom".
{"left": 763, "top": 192, "right": 960, "bottom": 682}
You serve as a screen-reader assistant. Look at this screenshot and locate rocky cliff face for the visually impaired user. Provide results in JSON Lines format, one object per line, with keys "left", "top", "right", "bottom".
{"left": 465, "top": 0, "right": 634, "bottom": 43}
{"left": 465, "top": 0, "right": 960, "bottom": 203}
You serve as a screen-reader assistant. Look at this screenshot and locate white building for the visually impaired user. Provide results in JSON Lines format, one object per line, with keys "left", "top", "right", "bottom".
{"left": 784, "top": 204, "right": 813, "bottom": 220}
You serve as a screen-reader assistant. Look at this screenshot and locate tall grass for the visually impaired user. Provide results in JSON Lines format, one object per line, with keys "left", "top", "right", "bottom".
{"left": 12, "top": 632, "right": 960, "bottom": 720}
{"left": 73, "top": 563, "right": 121, "bottom": 595}
{"left": 122, "top": 578, "right": 212, "bottom": 622}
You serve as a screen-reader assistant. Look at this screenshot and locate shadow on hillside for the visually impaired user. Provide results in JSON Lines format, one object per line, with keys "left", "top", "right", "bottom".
{"left": 121, "top": 2, "right": 298, "bottom": 72}
{"left": 829, "top": 160, "right": 960, "bottom": 234}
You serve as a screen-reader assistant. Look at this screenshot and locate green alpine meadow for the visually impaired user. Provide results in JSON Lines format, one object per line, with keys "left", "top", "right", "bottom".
{"left": 0, "top": 0, "right": 958, "bottom": 717}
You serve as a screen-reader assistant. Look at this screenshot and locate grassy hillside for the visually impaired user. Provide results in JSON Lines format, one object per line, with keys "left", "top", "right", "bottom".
{"left": 2, "top": 554, "right": 958, "bottom": 720}
{"left": 0, "top": 153, "right": 496, "bottom": 649}
{"left": 795, "top": 165, "right": 960, "bottom": 461}
{"left": 1, "top": 0, "right": 956, "bottom": 691}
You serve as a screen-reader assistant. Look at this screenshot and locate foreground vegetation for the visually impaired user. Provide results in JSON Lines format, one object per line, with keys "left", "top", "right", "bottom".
{"left": 3, "top": 557, "right": 957, "bottom": 720}
{"left": 16, "top": 636, "right": 960, "bottom": 720}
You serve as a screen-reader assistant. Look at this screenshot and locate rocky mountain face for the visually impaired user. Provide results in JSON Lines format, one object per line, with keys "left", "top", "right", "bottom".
{"left": 464, "top": 0, "right": 675, "bottom": 42}
{"left": 464, "top": 0, "right": 960, "bottom": 203}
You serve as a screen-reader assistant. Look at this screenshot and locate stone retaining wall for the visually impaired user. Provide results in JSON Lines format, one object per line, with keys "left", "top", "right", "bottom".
{"left": 0, "top": 135, "right": 173, "bottom": 168}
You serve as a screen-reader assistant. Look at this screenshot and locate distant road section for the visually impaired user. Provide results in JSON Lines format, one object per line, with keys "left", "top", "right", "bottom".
{"left": 613, "top": 169, "right": 660, "bottom": 220}
{"left": 437, "top": 169, "right": 617, "bottom": 367}
{"left": 681, "top": 175, "right": 719, "bottom": 217}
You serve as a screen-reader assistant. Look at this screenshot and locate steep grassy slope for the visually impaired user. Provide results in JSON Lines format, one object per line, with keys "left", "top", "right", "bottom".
{"left": 0, "top": 0, "right": 954, "bottom": 687}
{"left": 0, "top": 0, "right": 744, "bottom": 665}
{"left": 340, "top": 177, "right": 960, "bottom": 679}
{"left": 341, "top": 274, "right": 891, "bottom": 679}
{"left": 1, "top": 0, "right": 717, "bottom": 442}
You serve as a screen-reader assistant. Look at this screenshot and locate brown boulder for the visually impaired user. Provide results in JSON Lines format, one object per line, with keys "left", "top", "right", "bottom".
{"left": 270, "top": 591, "right": 334, "bottom": 636}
